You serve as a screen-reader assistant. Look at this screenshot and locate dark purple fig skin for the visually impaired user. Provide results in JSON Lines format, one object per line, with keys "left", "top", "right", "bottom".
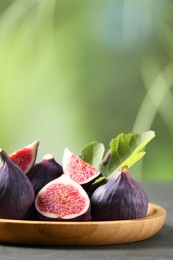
{"left": 86, "top": 175, "right": 107, "bottom": 198}
{"left": 82, "top": 173, "right": 104, "bottom": 195}
{"left": 91, "top": 169, "right": 148, "bottom": 221}
{"left": 27, "top": 154, "right": 63, "bottom": 195}
{"left": 0, "top": 149, "right": 35, "bottom": 220}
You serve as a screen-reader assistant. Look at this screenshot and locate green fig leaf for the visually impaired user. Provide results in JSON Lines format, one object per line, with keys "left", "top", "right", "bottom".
{"left": 80, "top": 141, "right": 105, "bottom": 170}
{"left": 80, "top": 130, "right": 155, "bottom": 179}
{"left": 100, "top": 130, "right": 155, "bottom": 178}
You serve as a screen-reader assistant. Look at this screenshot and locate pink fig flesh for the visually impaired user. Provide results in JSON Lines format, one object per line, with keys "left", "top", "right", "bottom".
{"left": 35, "top": 174, "right": 91, "bottom": 221}
{"left": 63, "top": 148, "right": 101, "bottom": 185}
{"left": 9, "top": 140, "right": 39, "bottom": 173}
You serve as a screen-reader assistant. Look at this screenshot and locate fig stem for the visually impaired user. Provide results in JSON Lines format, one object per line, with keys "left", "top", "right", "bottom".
{"left": 121, "top": 165, "right": 129, "bottom": 174}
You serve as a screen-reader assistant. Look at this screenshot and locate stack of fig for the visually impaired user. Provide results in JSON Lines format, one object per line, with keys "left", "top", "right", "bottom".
{"left": 0, "top": 141, "right": 148, "bottom": 221}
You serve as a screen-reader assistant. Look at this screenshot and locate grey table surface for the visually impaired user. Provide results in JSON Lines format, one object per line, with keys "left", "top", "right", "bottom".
{"left": 0, "top": 183, "right": 172, "bottom": 260}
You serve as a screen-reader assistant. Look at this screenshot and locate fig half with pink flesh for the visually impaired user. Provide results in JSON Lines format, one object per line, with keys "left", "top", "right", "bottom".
{"left": 62, "top": 148, "right": 101, "bottom": 185}
{"left": 35, "top": 174, "right": 91, "bottom": 221}
{"left": 9, "top": 140, "right": 39, "bottom": 173}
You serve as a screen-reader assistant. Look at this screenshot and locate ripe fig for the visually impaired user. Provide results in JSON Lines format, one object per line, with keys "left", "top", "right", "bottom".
{"left": 35, "top": 174, "right": 91, "bottom": 221}
{"left": 62, "top": 148, "right": 101, "bottom": 186}
{"left": 27, "top": 154, "right": 63, "bottom": 195}
{"left": 0, "top": 148, "right": 35, "bottom": 220}
{"left": 9, "top": 140, "right": 39, "bottom": 173}
{"left": 91, "top": 166, "right": 148, "bottom": 221}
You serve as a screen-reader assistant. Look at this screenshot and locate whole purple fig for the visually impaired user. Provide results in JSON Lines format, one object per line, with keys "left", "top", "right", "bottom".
{"left": 27, "top": 154, "right": 63, "bottom": 195}
{"left": 0, "top": 148, "right": 35, "bottom": 220}
{"left": 91, "top": 166, "right": 148, "bottom": 221}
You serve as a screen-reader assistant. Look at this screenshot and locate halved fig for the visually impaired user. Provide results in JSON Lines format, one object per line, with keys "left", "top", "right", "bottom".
{"left": 35, "top": 174, "right": 91, "bottom": 221}
{"left": 9, "top": 140, "right": 39, "bottom": 173}
{"left": 62, "top": 148, "right": 101, "bottom": 185}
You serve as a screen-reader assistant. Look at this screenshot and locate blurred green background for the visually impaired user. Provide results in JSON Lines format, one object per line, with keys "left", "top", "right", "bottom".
{"left": 0, "top": 0, "right": 173, "bottom": 182}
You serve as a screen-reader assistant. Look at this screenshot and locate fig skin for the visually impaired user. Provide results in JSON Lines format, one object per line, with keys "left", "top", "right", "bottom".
{"left": 86, "top": 175, "right": 107, "bottom": 198}
{"left": 35, "top": 174, "right": 91, "bottom": 221}
{"left": 90, "top": 166, "right": 148, "bottom": 221}
{"left": 0, "top": 149, "right": 35, "bottom": 220}
{"left": 27, "top": 154, "right": 63, "bottom": 195}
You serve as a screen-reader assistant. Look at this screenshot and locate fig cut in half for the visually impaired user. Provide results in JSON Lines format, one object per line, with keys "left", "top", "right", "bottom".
{"left": 35, "top": 174, "right": 91, "bottom": 221}
{"left": 62, "top": 148, "right": 101, "bottom": 185}
{"left": 9, "top": 140, "right": 39, "bottom": 173}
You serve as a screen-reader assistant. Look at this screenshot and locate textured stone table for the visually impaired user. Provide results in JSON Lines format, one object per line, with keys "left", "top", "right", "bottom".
{"left": 0, "top": 183, "right": 172, "bottom": 260}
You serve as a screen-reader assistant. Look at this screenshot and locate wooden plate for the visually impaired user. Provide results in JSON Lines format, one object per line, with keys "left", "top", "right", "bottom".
{"left": 0, "top": 203, "right": 166, "bottom": 246}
